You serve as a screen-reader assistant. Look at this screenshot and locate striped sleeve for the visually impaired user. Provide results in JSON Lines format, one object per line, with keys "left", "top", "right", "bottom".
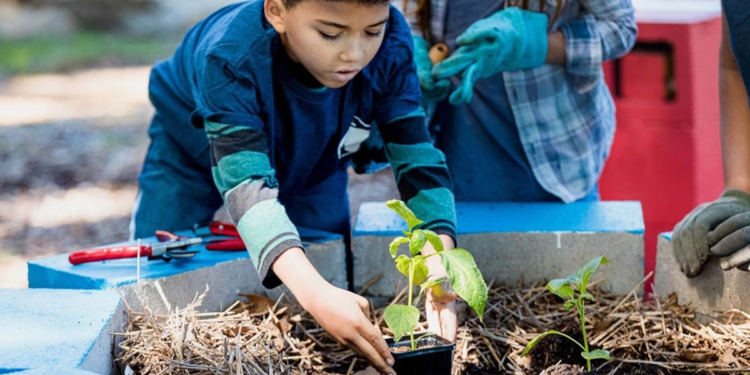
{"left": 193, "top": 54, "right": 302, "bottom": 289}
{"left": 372, "top": 9, "right": 456, "bottom": 240}
{"left": 379, "top": 114, "right": 457, "bottom": 241}
{"left": 206, "top": 121, "right": 303, "bottom": 288}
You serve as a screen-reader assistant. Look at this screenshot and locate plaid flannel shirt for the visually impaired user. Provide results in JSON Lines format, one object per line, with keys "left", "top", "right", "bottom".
{"left": 401, "top": 0, "right": 637, "bottom": 202}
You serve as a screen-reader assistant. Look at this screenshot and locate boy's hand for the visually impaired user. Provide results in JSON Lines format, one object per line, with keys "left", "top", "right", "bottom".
{"left": 272, "top": 248, "right": 395, "bottom": 375}
{"left": 306, "top": 284, "right": 396, "bottom": 375}
{"left": 423, "top": 235, "right": 458, "bottom": 342}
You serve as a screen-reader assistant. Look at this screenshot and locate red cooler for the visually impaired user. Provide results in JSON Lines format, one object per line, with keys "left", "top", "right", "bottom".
{"left": 600, "top": 0, "right": 723, "bottom": 292}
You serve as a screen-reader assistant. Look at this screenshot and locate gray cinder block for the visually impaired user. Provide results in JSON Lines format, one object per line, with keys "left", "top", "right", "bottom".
{"left": 654, "top": 232, "right": 750, "bottom": 318}
{"left": 354, "top": 201, "right": 645, "bottom": 297}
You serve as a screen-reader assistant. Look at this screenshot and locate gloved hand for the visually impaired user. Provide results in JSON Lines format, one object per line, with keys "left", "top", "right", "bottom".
{"left": 673, "top": 189, "right": 750, "bottom": 277}
{"left": 412, "top": 34, "right": 451, "bottom": 108}
{"left": 431, "top": 7, "right": 548, "bottom": 105}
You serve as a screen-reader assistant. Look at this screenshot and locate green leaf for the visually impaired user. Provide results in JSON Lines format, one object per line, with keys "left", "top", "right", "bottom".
{"left": 581, "top": 293, "right": 595, "bottom": 302}
{"left": 423, "top": 230, "right": 444, "bottom": 253}
{"left": 581, "top": 349, "right": 611, "bottom": 361}
{"left": 419, "top": 277, "right": 447, "bottom": 297}
{"left": 389, "top": 237, "right": 409, "bottom": 258}
{"left": 394, "top": 255, "right": 410, "bottom": 279}
{"left": 547, "top": 279, "right": 575, "bottom": 300}
{"left": 409, "top": 230, "right": 426, "bottom": 256}
{"left": 521, "top": 330, "right": 584, "bottom": 357}
{"left": 566, "top": 256, "right": 610, "bottom": 294}
{"left": 384, "top": 304, "right": 420, "bottom": 342}
{"left": 440, "top": 248, "right": 488, "bottom": 321}
{"left": 413, "top": 256, "right": 429, "bottom": 285}
{"left": 564, "top": 300, "right": 575, "bottom": 311}
{"left": 395, "top": 255, "right": 428, "bottom": 285}
{"left": 386, "top": 200, "right": 424, "bottom": 231}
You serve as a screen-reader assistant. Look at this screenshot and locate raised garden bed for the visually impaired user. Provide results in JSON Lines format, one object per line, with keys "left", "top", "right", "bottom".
{"left": 116, "top": 275, "right": 750, "bottom": 375}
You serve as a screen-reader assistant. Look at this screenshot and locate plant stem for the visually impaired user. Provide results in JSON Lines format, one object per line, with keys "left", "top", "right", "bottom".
{"left": 578, "top": 299, "right": 591, "bottom": 372}
{"left": 408, "top": 258, "right": 416, "bottom": 351}
{"left": 547, "top": 331, "right": 586, "bottom": 351}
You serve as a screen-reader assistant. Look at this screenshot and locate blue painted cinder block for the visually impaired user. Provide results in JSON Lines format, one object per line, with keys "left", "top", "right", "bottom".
{"left": 9, "top": 367, "right": 101, "bottom": 375}
{"left": 28, "top": 227, "right": 342, "bottom": 290}
{"left": 28, "top": 239, "right": 250, "bottom": 290}
{"left": 0, "top": 289, "right": 122, "bottom": 374}
{"left": 354, "top": 201, "right": 645, "bottom": 236}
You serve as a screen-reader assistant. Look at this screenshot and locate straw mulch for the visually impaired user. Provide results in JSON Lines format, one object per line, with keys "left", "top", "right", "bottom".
{"left": 115, "top": 275, "right": 750, "bottom": 375}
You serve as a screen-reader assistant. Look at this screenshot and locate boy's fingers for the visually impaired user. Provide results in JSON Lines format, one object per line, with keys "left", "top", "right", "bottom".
{"left": 360, "top": 322, "right": 394, "bottom": 367}
{"left": 357, "top": 296, "right": 371, "bottom": 320}
{"left": 429, "top": 288, "right": 457, "bottom": 304}
{"left": 351, "top": 329, "right": 395, "bottom": 375}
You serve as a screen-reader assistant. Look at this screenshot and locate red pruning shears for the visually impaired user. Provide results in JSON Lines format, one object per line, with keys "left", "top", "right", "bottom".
{"left": 68, "top": 221, "right": 245, "bottom": 265}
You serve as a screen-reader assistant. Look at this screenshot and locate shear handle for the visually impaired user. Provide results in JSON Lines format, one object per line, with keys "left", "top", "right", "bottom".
{"left": 69, "top": 245, "right": 152, "bottom": 265}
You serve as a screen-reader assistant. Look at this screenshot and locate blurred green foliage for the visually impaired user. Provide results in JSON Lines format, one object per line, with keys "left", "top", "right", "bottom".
{"left": 0, "top": 32, "right": 179, "bottom": 75}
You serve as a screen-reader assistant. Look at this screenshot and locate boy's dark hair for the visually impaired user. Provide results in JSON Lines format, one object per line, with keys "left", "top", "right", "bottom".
{"left": 282, "top": 0, "right": 391, "bottom": 9}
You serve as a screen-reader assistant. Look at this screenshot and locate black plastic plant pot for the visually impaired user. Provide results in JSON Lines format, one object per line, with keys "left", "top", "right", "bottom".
{"left": 386, "top": 335, "right": 455, "bottom": 375}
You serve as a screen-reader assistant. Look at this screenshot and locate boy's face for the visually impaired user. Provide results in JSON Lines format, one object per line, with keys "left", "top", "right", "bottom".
{"left": 265, "top": 0, "right": 390, "bottom": 88}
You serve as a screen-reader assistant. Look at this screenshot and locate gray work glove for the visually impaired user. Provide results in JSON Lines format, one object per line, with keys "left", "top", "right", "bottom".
{"left": 673, "top": 190, "right": 750, "bottom": 277}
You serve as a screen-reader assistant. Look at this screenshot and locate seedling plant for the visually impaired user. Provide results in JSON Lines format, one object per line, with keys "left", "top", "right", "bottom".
{"left": 521, "top": 256, "right": 612, "bottom": 372}
{"left": 382, "top": 200, "right": 488, "bottom": 351}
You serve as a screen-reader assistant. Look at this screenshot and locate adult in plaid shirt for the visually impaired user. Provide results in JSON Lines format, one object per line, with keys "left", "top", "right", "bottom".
{"left": 403, "top": 0, "right": 637, "bottom": 203}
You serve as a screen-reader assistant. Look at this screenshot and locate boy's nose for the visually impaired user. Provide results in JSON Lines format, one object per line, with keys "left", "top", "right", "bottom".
{"left": 339, "top": 38, "right": 365, "bottom": 63}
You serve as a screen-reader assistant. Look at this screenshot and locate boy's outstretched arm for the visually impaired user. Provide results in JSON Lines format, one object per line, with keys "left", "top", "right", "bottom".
{"left": 378, "top": 114, "right": 459, "bottom": 341}
{"left": 371, "top": 10, "right": 459, "bottom": 340}
{"left": 272, "top": 248, "right": 396, "bottom": 375}
{"left": 422, "top": 234, "right": 458, "bottom": 341}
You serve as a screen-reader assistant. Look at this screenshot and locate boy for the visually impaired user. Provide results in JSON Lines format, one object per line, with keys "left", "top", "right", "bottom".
{"left": 131, "top": 0, "right": 458, "bottom": 373}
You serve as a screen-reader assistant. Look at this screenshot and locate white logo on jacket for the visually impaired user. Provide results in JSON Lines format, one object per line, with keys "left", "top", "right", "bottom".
{"left": 338, "top": 116, "right": 371, "bottom": 159}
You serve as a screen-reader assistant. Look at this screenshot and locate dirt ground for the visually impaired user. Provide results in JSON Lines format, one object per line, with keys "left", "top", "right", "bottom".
{"left": 0, "top": 66, "right": 398, "bottom": 288}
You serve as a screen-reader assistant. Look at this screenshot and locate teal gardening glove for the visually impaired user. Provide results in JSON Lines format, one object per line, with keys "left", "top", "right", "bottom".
{"left": 412, "top": 34, "right": 451, "bottom": 108}
{"left": 673, "top": 190, "right": 750, "bottom": 277}
{"left": 432, "top": 7, "right": 549, "bottom": 105}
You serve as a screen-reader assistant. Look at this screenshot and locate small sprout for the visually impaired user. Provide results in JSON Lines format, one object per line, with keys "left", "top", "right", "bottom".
{"left": 521, "top": 256, "right": 612, "bottom": 372}
{"left": 382, "top": 200, "right": 488, "bottom": 350}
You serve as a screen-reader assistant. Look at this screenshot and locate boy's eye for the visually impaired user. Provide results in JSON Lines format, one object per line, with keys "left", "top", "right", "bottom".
{"left": 319, "top": 31, "right": 341, "bottom": 41}
{"left": 365, "top": 29, "right": 384, "bottom": 38}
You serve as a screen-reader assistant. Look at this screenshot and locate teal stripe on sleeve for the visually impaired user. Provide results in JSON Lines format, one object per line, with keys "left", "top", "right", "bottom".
{"left": 235, "top": 199, "right": 300, "bottom": 269}
{"left": 386, "top": 108, "right": 425, "bottom": 124}
{"left": 386, "top": 142, "right": 447, "bottom": 182}
{"left": 212, "top": 150, "right": 275, "bottom": 197}
{"left": 205, "top": 121, "right": 250, "bottom": 138}
{"left": 407, "top": 187, "right": 456, "bottom": 232}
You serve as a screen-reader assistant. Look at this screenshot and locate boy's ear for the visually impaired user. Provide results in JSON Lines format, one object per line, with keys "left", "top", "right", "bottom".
{"left": 264, "top": 0, "right": 287, "bottom": 34}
